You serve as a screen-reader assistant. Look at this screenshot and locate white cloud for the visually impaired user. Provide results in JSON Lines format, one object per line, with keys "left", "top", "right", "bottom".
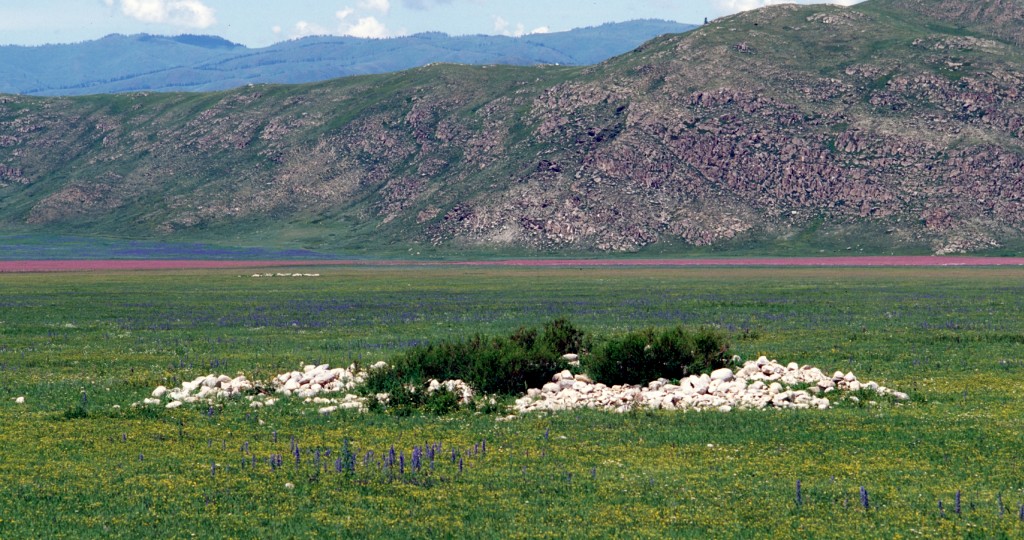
{"left": 359, "top": 0, "right": 391, "bottom": 13}
{"left": 112, "top": 0, "right": 216, "bottom": 28}
{"left": 282, "top": 5, "right": 394, "bottom": 41}
{"left": 401, "top": 0, "right": 453, "bottom": 9}
{"left": 345, "top": 16, "right": 390, "bottom": 38}
{"left": 494, "top": 17, "right": 550, "bottom": 38}
{"left": 291, "top": 20, "right": 330, "bottom": 38}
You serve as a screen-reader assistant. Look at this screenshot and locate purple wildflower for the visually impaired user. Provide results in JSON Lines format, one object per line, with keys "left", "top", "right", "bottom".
{"left": 796, "top": 479, "right": 802, "bottom": 507}
{"left": 458, "top": 457, "right": 463, "bottom": 474}
{"left": 938, "top": 500, "right": 944, "bottom": 517}
{"left": 860, "top": 486, "right": 869, "bottom": 510}
{"left": 954, "top": 490, "right": 961, "bottom": 516}
{"left": 399, "top": 452, "right": 405, "bottom": 475}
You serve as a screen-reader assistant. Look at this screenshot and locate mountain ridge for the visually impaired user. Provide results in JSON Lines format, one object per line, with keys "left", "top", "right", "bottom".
{"left": 0, "top": 20, "right": 695, "bottom": 96}
{"left": 1, "top": 0, "right": 1023, "bottom": 257}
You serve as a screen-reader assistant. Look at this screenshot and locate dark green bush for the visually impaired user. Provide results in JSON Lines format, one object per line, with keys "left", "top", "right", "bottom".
{"left": 362, "top": 374, "right": 462, "bottom": 417}
{"left": 584, "top": 326, "right": 730, "bottom": 385}
{"left": 538, "top": 317, "right": 587, "bottom": 355}
{"left": 369, "top": 321, "right": 577, "bottom": 397}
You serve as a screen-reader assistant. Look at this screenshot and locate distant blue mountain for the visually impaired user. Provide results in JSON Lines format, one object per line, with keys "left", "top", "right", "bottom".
{"left": 0, "top": 20, "right": 695, "bottom": 96}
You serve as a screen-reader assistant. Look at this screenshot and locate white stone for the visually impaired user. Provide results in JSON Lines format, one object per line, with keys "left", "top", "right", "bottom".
{"left": 165, "top": 401, "right": 182, "bottom": 409}
{"left": 152, "top": 386, "right": 168, "bottom": 398}
{"left": 14, "top": 396, "right": 25, "bottom": 404}
{"left": 710, "top": 368, "right": 734, "bottom": 382}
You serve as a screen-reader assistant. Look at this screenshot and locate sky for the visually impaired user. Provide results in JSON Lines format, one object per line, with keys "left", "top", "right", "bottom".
{"left": 0, "top": 0, "right": 864, "bottom": 48}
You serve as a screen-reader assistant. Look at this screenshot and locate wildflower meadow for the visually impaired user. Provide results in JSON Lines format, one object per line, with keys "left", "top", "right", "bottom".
{"left": 1, "top": 265, "right": 1023, "bottom": 537}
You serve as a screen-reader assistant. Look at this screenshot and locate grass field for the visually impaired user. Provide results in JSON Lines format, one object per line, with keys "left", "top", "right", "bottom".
{"left": 1, "top": 265, "right": 1023, "bottom": 538}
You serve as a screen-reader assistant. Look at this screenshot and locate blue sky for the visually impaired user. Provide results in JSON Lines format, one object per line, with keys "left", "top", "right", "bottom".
{"left": 0, "top": 0, "right": 863, "bottom": 47}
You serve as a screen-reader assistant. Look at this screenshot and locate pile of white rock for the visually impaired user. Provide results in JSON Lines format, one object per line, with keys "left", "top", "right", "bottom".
{"left": 138, "top": 373, "right": 256, "bottom": 409}
{"left": 511, "top": 356, "right": 908, "bottom": 415}
{"left": 135, "top": 361, "right": 476, "bottom": 414}
{"left": 272, "top": 363, "right": 370, "bottom": 398}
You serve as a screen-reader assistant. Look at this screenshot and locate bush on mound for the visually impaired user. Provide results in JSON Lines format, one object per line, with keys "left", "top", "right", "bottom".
{"left": 583, "top": 326, "right": 731, "bottom": 385}
{"left": 366, "top": 318, "right": 584, "bottom": 396}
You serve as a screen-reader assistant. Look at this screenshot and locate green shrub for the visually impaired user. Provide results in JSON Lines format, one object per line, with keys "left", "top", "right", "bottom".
{"left": 584, "top": 326, "right": 730, "bottom": 385}
{"left": 538, "top": 317, "right": 587, "bottom": 355}
{"left": 372, "top": 321, "right": 578, "bottom": 397}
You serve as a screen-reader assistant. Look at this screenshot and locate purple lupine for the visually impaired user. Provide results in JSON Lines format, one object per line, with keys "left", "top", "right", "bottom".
{"left": 138, "top": 453, "right": 144, "bottom": 461}
{"left": 252, "top": 455, "right": 258, "bottom": 468}
{"left": 938, "top": 500, "right": 944, "bottom": 517}
{"left": 399, "top": 452, "right": 405, "bottom": 474}
{"left": 389, "top": 445, "right": 397, "bottom": 466}
{"left": 121, "top": 433, "right": 127, "bottom": 443}
{"left": 482, "top": 439, "right": 487, "bottom": 455}
{"left": 458, "top": 457, "right": 463, "bottom": 474}
{"left": 796, "top": 479, "right": 802, "bottom": 507}
{"left": 451, "top": 448, "right": 457, "bottom": 463}
{"left": 1019, "top": 504, "right": 1023, "bottom": 521}
{"left": 272, "top": 430, "right": 277, "bottom": 443}
{"left": 335, "top": 456, "right": 344, "bottom": 473}
{"left": 211, "top": 462, "right": 216, "bottom": 477}
{"left": 242, "top": 441, "right": 249, "bottom": 454}
{"left": 860, "top": 486, "right": 869, "bottom": 510}
{"left": 544, "top": 428, "right": 549, "bottom": 441}
{"left": 364, "top": 450, "right": 374, "bottom": 467}
{"left": 411, "top": 446, "right": 422, "bottom": 473}
{"left": 954, "top": 490, "right": 961, "bottom": 516}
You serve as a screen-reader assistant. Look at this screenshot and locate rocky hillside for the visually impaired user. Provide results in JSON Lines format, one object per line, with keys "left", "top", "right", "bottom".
{"left": 1, "top": 0, "right": 1023, "bottom": 256}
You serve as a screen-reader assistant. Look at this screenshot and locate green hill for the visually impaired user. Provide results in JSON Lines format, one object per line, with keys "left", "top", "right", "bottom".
{"left": 1, "top": 0, "right": 1023, "bottom": 257}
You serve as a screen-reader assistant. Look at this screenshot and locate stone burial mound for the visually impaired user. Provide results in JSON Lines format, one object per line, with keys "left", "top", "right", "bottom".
{"left": 133, "top": 356, "right": 907, "bottom": 417}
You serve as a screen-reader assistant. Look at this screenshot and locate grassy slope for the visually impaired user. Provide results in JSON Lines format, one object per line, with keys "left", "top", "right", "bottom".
{"left": 1, "top": 266, "right": 1023, "bottom": 536}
